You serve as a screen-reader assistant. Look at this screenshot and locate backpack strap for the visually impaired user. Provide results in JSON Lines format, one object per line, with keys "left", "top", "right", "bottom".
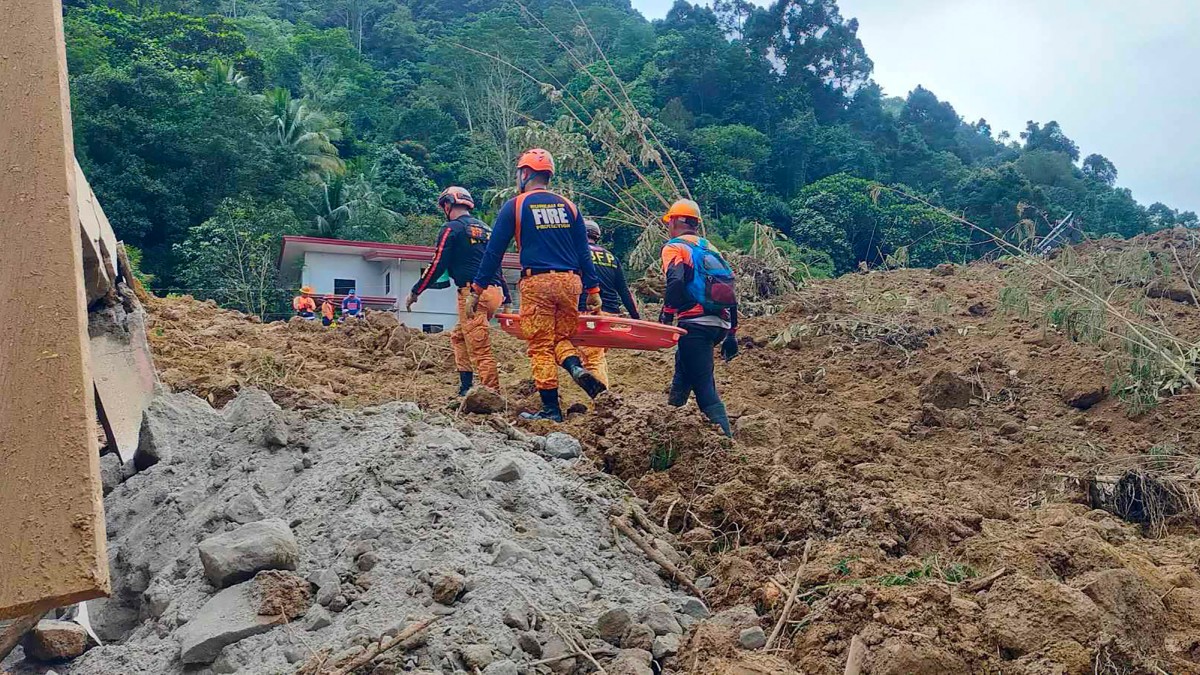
{"left": 513, "top": 193, "right": 529, "bottom": 251}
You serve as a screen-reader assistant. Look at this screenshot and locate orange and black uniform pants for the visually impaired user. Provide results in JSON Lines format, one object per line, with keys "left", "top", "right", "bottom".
{"left": 519, "top": 272, "right": 582, "bottom": 390}
{"left": 452, "top": 285, "right": 503, "bottom": 390}
{"left": 578, "top": 311, "right": 618, "bottom": 388}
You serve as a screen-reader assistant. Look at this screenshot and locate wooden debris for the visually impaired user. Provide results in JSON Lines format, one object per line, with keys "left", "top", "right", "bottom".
{"left": 843, "top": 634, "right": 867, "bottom": 675}
{"left": 295, "top": 616, "right": 438, "bottom": 675}
{"left": 961, "top": 567, "right": 1009, "bottom": 594}
{"left": 0, "top": 612, "right": 44, "bottom": 663}
{"left": 610, "top": 516, "right": 702, "bottom": 597}
{"left": 765, "top": 539, "right": 812, "bottom": 650}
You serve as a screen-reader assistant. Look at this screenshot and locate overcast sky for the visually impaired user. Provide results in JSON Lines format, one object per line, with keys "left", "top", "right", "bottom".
{"left": 631, "top": 0, "right": 1200, "bottom": 213}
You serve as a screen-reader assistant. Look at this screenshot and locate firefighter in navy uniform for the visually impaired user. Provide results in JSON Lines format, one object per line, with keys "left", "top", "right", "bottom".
{"left": 470, "top": 148, "right": 604, "bottom": 423}
{"left": 577, "top": 219, "right": 639, "bottom": 388}
{"left": 407, "top": 186, "right": 511, "bottom": 394}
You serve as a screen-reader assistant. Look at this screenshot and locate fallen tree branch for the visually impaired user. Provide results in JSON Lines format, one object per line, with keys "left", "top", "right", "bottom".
{"left": 610, "top": 516, "right": 702, "bottom": 597}
{"left": 516, "top": 589, "right": 607, "bottom": 675}
{"left": 765, "top": 539, "right": 812, "bottom": 650}
{"left": 295, "top": 616, "right": 438, "bottom": 675}
{"left": 960, "top": 567, "right": 1009, "bottom": 594}
{"left": 0, "top": 610, "right": 47, "bottom": 663}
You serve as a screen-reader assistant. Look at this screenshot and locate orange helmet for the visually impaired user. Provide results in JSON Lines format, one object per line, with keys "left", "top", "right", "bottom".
{"left": 437, "top": 186, "right": 475, "bottom": 210}
{"left": 662, "top": 199, "right": 702, "bottom": 224}
{"left": 300, "top": 286, "right": 314, "bottom": 294}
{"left": 516, "top": 148, "right": 555, "bottom": 175}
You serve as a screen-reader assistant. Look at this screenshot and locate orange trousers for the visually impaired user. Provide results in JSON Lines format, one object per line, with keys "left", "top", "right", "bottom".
{"left": 451, "top": 285, "right": 502, "bottom": 390}
{"left": 578, "top": 311, "right": 618, "bottom": 388}
{"left": 519, "top": 272, "right": 582, "bottom": 390}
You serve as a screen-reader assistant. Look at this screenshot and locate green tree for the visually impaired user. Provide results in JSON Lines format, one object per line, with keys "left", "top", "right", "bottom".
{"left": 692, "top": 124, "right": 770, "bottom": 180}
{"left": 264, "top": 87, "right": 344, "bottom": 181}
{"left": 1082, "top": 153, "right": 1118, "bottom": 186}
{"left": 175, "top": 197, "right": 301, "bottom": 317}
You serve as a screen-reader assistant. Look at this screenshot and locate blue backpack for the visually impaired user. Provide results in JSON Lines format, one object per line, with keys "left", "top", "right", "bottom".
{"left": 669, "top": 236, "right": 737, "bottom": 313}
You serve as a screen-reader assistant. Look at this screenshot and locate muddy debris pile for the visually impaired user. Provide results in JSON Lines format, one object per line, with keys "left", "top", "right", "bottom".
{"left": 3, "top": 388, "right": 717, "bottom": 675}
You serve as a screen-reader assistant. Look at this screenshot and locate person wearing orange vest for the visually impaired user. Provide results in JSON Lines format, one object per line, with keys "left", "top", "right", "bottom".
{"left": 659, "top": 199, "right": 738, "bottom": 437}
{"left": 320, "top": 296, "right": 337, "bottom": 327}
{"left": 576, "top": 219, "right": 639, "bottom": 388}
{"left": 293, "top": 286, "right": 316, "bottom": 319}
{"left": 470, "top": 148, "right": 604, "bottom": 422}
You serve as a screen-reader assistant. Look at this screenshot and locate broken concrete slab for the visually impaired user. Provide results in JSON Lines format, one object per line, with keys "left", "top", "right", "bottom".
{"left": 198, "top": 519, "right": 298, "bottom": 589}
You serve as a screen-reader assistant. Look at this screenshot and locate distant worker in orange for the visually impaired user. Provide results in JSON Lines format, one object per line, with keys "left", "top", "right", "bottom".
{"left": 320, "top": 296, "right": 337, "bottom": 327}
{"left": 577, "top": 218, "right": 640, "bottom": 388}
{"left": 406, "top": 186, "right": 511, "bottom": 395}
{"left": 659, "top": 199, "right": 739, "bottom": 437}
{"left": 470, "top": 148, "right": 604, "bottom": 422}
{"left": 293, "top": 286, "right": 316, "bottom": 320}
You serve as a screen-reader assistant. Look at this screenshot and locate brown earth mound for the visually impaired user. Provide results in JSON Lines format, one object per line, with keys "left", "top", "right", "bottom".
{"left": 146, "top": 231, "right": 1200, "bottom": 673}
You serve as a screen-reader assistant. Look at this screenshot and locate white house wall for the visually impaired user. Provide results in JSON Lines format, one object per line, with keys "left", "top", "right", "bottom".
{"left": 301, "top": 251, "right": 386, "bottom": 296}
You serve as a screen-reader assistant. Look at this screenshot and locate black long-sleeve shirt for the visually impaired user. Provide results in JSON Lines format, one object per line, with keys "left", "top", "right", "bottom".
{"left": 577, "top": 243, "right": 639, "bottom": 318}
{"left": 412, "top": 216, "right": 510, "bottom": 302}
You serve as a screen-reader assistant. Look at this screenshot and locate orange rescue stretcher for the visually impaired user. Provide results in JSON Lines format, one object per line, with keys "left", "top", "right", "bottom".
{"left": 495, "top": 313, "right": 686, "bottom": 350}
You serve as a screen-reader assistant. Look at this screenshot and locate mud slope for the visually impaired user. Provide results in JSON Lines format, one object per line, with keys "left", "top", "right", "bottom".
{"left": 145, "top": 230, "right": 1200, "bottom": 674}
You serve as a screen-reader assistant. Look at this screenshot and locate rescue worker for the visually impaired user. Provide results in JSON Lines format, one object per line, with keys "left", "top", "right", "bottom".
{"left": 320, "top": 296, "right": 337, "bottom": 327}
{"left": 341, "top": 289, "right": 362, "bottom": 319}
{"left": 293, "top": 286, "right": 316, "bottom": 319}
{"left": 658, "top": 199, "right": 739, "bottom": 437}
{"left": 470, "top": 148, "right": 604, "bottom": 422}
{"left": 406, "top": 186, "right": 511, "bottom": 394}
{"left": 577, "top": 218, "right": 640, "bottom": 388}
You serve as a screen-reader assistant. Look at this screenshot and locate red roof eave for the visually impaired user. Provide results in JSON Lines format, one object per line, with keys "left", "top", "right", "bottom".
{"left": 281, "top": 235, "right": 520, "bottom": 269}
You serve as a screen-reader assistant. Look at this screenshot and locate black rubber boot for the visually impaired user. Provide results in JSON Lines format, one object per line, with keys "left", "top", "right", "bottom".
{"left": 562, "top": 356, "right": 607, "bottom": 399}
{"left": 457, "top": 371, "right": 474, "bottom": 396}
{"left": 702, "top": 402, "right": 733, "bottom": 437}
{"left": 668, "top": 378, "right": 689, "bottom": 407}
{"left": 520, "top": 389, "right": 564, "bottom": 423}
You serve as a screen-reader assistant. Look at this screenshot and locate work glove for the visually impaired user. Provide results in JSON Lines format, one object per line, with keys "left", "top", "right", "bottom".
{"left": 721, "top": 334, "right": 739, "bottom": 362}
{"left": 658, "top": 309, "right": 675, "bottom": 325}
{"left": 585, "top": 291, "right": 602, "bottom": 312}
{"left": 405, "top": 292, "right": 418, "bottom": 312}
{"left": 464, "top": 290, "right": 482, "bottom": 318}
{"left": 500, "top": 303, "right": 512, "bottom": 315}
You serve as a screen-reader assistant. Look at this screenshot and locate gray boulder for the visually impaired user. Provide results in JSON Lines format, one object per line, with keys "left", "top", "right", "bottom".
{"left": 482, "top": 456, "right": 524, "bottom": 482}
{"left": 738, "top": 626, "right": 766, "bottom": 650}
{"left": 543, "top": 432, "right": 582, "bottom": 459}
{"left": 642, "top": 603, "right": 682, "bottom": 635}
{"left": 198, "top": 518, "right": 298, "bottom": 589}
{"left": 596, "top": 607, "right": 632, "bottom": 645}
{"left": 99, "top": 453, "right": 123, "bottom": 495}
{"left": 22, "top": 620, "right": 90, "bottom": 662}
{"left": 178, "top": 578, "right": 290, "bottom": 664}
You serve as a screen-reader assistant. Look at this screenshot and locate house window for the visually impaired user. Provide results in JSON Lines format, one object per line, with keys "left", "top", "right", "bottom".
{"left": 334, "top": 278, "right": 357, "bottom": 296}
{"left": 422, "top": 324, "right": 444, "bottom": 334}
{"left": 384, "top": 272, "right": 391, "bottom": 294}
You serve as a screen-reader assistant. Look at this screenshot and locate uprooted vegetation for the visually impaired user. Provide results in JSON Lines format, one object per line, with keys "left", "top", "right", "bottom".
{"left": 134, "top": 231, "right": 1200, "bottom": 673}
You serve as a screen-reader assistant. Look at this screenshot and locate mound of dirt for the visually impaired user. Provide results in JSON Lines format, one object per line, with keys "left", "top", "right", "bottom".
{"left": 131, "top": 230, "right": 1200, "bottom": 673}
{"left": 3, "top": 388, "right": 705, "bottom": 674}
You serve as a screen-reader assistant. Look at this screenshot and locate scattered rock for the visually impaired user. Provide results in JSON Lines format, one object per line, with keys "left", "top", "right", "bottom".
{"left": 502, "top": 607, "right": 530, "bottom": 631}
{"left": 516, "top": 631, "right": 542, "bottom": 657}
{"left": 483, "top": 661, "right": 519, "bottom": 675}
{"left": 541, "top": 636, "right": 575, "bottom": 675}
{"left": 99, "top": 453, "right": 123, "bottom": 496}
{"left": 738, "top": 626, "right": 767, "bottom": 650}
{"left": 597, "top": 607, "right": 633, "bottom": 645}
{"left": 869, "top": 640, "right": 968, "bottom": 675}
{"left": 303, "top": 605, "right": 332, "bottom": 631}
{"left": 651, "top": 633, "right": 680, "bottom": 660}
{"left": 608, "top": 648, "right": 654, "bottom": 675}
{"left": 432, "top": 571, "right": 466, "bottom": 605}
{"left": 734, "top": 412, "right": 782, "bottom": 446}
{"left": 22, "top": 620, "right": 90, "bottom": 663}
{"left": 462, "top": 387, "right": 506, "bottom": 414}
{"left": 677, "top": 597, "right": 710, "bottom": 619}
{"left": 642, "top": 603, "right": 682, "bottom": 635}
{"left": 932, "top": 263, "right": 956, "bottom": 276}
{"left": 1063, "top": 384, "right": 1107, "bottom": 410}
{"left": 492, "top": 540, "right": 534, "bottom": 565}
{"left": 998, "top": 420, "right": 1023, "bottom": 436}
{"left": 357, "top": 551, "right": 381, "bottom": 572}
{"left": 967, "top": 302, "right": 990, "bottom": 317}
{"left": 482, "top": 456, "right": 524, "bottom": 482}
{"left": 223, "top": 492, "right": 268, "bottom": 524}
{"left": 177, "top": 572, "right": 308, "bottom": 664}
{"left": 314, "top": 569, "right": 341, "bottom": 606}
{"left": 198, "top": 518, "right": 299, "bottom": 589}
{"left": 622, "top": 623, "right": 655, "bottom": 651}
{"left": 544, "top": 432, "right": 583, "bottom": 459}
{"left": 460, "top": 644, "right": 495, "bottom": 670}
{"left": 982, "top": 574, "right": 1104, "bottom": 658}
{"left": 253, "top": 570, "right": 312, "bottom": 618}
{"left": 919, "top": 370, "right": 975, "bottom": 410}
